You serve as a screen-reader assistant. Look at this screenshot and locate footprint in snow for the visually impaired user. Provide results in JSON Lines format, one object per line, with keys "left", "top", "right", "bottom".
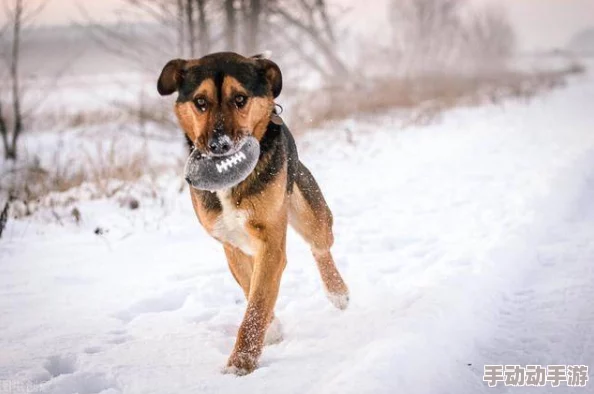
{"left": 30, "top": 354, "right": 78, "bottom": 385}
{"left": 106, "top": 334, "right": 132, "bottom": 345}
{"left": 112, "top": 288, "right": 191, "bottom": 323}
{"left": 81, "top": 328, "right": 131, "bottom": 358}
{"left": 185, "top": 309, "right": 218, "bottom": 324}
{"left": 106, "top": 329, "right": 133, "bottom": 344}
{"left": 83, "top": 346, "right": 103, "bottom": 355}
{"left": 39, "top": 371, "right": 120, "bottom": 394}
{"left": 43, "top": 354, "right": 77, "bottom": 378}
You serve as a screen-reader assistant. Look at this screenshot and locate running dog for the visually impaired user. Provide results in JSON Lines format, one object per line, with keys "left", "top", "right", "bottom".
{"left": 157, "top": 52, "right": 349, "bottom": 375}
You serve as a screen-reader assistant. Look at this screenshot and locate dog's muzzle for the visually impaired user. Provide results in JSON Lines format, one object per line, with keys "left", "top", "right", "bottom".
{"left": 184, "top": 136, "right": 260, "bottom": 191}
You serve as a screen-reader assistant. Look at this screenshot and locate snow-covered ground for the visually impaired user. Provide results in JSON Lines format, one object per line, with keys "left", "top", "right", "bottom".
{"left": 1, "top": 68, "right": 594, "bottom": 393}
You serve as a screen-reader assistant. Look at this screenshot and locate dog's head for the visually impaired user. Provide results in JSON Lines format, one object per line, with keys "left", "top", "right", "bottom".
{"left": 157, "top": 52, "right": 282, "bottom": 156}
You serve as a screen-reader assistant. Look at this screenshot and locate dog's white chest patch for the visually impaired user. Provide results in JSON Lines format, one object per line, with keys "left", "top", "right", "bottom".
{"left": 212, "top": 191, "right": 253, "bottom": 255}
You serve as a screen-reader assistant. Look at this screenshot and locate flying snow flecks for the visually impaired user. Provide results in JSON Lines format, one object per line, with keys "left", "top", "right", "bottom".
{"left": 1, "top": 61, "right": 594, "bottom": 394}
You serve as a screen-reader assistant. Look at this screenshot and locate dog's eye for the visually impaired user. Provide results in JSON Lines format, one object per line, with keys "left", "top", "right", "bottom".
{"left": 234, "top": 95, "right": 247, "bottom": 108}
{"left": 194, "top": 97, "right": 208, "bottom": 112}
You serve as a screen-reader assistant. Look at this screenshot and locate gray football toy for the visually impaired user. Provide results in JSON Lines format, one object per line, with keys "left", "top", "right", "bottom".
{"left": 184, "top": 136, "right": 260, "bottom": 191}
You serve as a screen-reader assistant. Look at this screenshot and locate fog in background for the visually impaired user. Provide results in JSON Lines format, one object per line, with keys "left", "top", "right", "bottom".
{"left": 0, "top": 0, "right": 591, "bottom": 193}
{"left": 28, "top": 0, "right": 594, "bottom": 51}
{"left": 1, "top": 0, "right": 593, "bottom": 80}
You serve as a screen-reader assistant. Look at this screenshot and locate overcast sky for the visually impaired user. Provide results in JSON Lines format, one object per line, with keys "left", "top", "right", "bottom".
{"left": 20, "top": 0, "right": 594, "bottom": 51}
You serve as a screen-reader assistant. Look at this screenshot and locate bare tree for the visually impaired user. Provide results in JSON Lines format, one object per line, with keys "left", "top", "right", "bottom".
{"left": 185, "top": 0, "right": 196, "bottom": 56}
{"left": 84, "top": 0, "right": 214, "bottom": 65}
{"left": 8, "top": 0, "right": 23, "bottom": 160}
{"left": 390, "top": 0, "right": 466, "bottom": 75}
{"left": 0, "top": 19, "right": 9, "bottom": 157}
{"left": 0, "top": 0, "right": 31, "bottom": 160}
{"left": 267, "top": 0, "right": 349, "bottom": 77}
{"left": 176, "top": 0, "right": 185, "bottom": 55}
{"left": 244, "top": 0, "right": 262, "bottom": 55}
{"left": 88, "top": 0, "right": 346, "bottom": 77}
{"left": 224, "top": 0, "right": 237, "bottom": 51}
{"left": 0, "top": 1, "right": 72, "bottom": 161}
{"left": 389, "top": 0, "right": 515, "bottom": 76}
{"left": 196, "top": 0, "right": 210, "bottom": 54}
{"left": 464, "top": 5, "right": 516, "bottom": 71}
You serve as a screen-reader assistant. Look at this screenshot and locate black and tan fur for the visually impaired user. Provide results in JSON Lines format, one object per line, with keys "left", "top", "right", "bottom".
{"left": 157, "top": 52, "right": 349, "bottom": 375}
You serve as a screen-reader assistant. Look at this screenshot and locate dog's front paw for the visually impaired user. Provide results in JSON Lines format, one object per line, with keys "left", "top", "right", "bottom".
{"left": 222, "top": 352, "right": 258, "bottom": 376}
{"left": 326, "top": 290, "right": 350, "bottom": 310}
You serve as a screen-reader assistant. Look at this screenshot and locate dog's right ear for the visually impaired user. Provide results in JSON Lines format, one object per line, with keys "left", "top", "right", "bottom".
{"left": 157, "top": 59, "right": 187, "bottom": 96}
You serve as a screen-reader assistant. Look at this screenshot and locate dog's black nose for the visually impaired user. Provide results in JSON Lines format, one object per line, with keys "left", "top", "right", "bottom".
{"left": 208, "top": 135, "right": 232, "bottom": 155}
{"left": 184, "top": 175, "right": 191, "bottom": 184}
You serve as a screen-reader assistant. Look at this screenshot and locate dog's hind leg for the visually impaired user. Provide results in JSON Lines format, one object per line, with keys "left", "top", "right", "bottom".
{"left": 223, "top": 244, "right": 283, "bottom": 345}
{"left": 289, "top": 162, "right": 349, "bottom": 310}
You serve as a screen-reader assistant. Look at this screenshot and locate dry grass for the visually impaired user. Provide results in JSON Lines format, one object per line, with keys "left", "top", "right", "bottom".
{"left": 0, "top": 138, "right": 183, "bottom": 215}
{"left": 289, "top": 65, "right": 583, "bottom": 130}
{"left": 29, "top": 99, "right": 177, "bottom": 131}
{"left": 1, "top": 63, "right": 584, "bottom": 216}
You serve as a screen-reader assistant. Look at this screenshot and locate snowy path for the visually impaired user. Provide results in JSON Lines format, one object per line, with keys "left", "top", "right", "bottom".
{"left": 474, "top": 150, "right": 594, "bottom": 394}
{"left": 2, "top": 73, "right": 594, "bottom": 394}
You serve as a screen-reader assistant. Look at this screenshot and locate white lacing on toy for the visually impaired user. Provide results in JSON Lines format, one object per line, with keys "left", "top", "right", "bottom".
{"left": 216, "top": 151, "right": 247, "bottom": 173}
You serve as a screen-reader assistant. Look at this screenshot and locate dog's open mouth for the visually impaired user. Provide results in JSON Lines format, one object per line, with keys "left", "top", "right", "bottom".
{"left": 184, "top": 136, "right": 260, "bottom": 191}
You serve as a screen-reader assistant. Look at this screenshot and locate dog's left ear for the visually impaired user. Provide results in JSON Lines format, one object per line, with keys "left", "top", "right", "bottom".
{"left": 157, "top": 59, "right": 187, "bottom": 96}
{"left": 253, "top": 55, "right": 282, "bottom": 98}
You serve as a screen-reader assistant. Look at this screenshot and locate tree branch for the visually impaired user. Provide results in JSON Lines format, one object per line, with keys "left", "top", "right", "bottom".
{"left": 9, "top": 0, "right": 23, "bottom": 159}
{"left": 269, "top": 4, "right": 348, "bottom": 76}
